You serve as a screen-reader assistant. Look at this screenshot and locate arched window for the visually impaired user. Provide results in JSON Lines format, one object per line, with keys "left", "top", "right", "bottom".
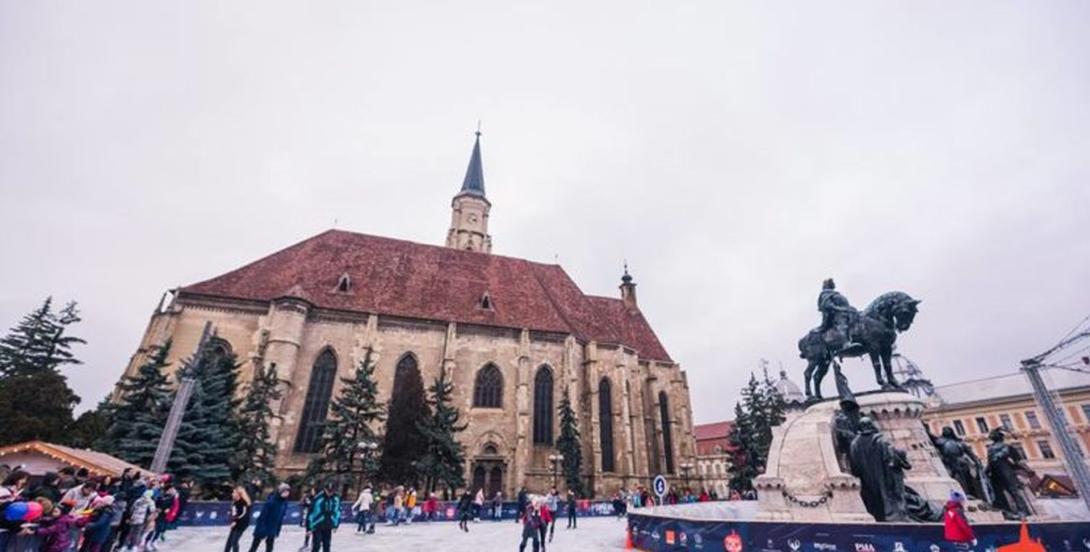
{"left": 473, "top": 364, "right": 504, "bottom": 408}
{"left": 294, "top": 348, "right": 338, "bottom": 453}
{"left": 599, "top": 377, "right": 615, "bottom": 472}
{"left": 533, "top": 366, "right": 554, "bottom": 445}
{"left": 659, "top": 391, "right": 675, "bottom": 474}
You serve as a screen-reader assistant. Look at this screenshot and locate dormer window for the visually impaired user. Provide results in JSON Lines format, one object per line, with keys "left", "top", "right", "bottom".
{"left": 479, "top": 292, "right": 493, "bottom": 310}
{"left": 336, "top": 273, "right": 351, "bottom": 293}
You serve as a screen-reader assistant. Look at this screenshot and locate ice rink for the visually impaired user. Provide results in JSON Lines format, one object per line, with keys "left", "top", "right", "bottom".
{"left": 161, "top": 515, "right": 628, "bottom": 551}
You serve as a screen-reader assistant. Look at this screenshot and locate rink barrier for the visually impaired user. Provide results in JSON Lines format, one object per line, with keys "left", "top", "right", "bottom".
{"left": 627, "top": 511, "right": 1090, "bottom": 551}
{"left": 178, "top": 498, "right": 626, "bottom": 526}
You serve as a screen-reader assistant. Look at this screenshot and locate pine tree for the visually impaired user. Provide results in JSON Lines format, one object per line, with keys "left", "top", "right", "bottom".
{"left": 379, "top": 359, "right": 431, "bottom": 486}
{"left": 232, "top": 362, "right": 283, "bottom": 487}
{"left": 104, "top": 342, "right": 173, "bottom": 466}
{"left": 555, "top": 390, "right": 585, "bottom": 496}
{"left": 416, "top": 366, "right": 467, "bottom": 494}
{"left": 0, "top": 298, "right": 86, "bottom": 377}
{"left": 167, "top": 347, "right": 241, "bottom": 493}
{"left": 726, "top": 370, "right": 787, "bottom": 492}
{"left": 0, "top": 298, "right": 85, "bottom": 445}
{"left": 307, "top": 349, "right": 385, "bottom": 492}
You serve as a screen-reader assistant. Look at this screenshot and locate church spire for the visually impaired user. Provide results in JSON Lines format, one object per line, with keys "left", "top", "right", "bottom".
{"left": 459, "top": 128, "right": 486, "bottom": 198}
{"left": 446, "top": 129, "right": 493, "bottom": 253}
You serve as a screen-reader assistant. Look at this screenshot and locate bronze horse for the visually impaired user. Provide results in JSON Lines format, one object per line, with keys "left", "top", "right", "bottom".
{"left": 799, "top": 291, "right": 921, "bottom": 400}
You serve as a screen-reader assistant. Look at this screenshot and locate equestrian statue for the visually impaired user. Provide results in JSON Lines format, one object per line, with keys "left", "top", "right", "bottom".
{"left": 799, "top": 278, "right": 921, "bottom": 400}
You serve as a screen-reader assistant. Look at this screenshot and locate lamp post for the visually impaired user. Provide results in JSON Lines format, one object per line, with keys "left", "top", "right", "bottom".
{"left": 679, "top": 462, "right": 694, "bottom": 495}
{"left": 357, "top": 440, "right": 379, "bottom": 493}
{"left": 548, "top": 453, "right": 564, "bottom": 488}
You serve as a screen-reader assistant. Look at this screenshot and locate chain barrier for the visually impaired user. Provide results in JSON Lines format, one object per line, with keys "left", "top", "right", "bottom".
{"left": 781, "top": 489, "right": 833, "bottom": 508}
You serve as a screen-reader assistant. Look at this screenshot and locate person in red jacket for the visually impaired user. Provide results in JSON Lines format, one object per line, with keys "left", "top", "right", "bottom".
{"left": 943, "top": 491, "right": 976, "bottom": 547}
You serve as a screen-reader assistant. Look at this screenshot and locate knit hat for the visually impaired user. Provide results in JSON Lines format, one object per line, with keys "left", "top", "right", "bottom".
{"left": 278, "top": 483, "right": 290, "bottom": 493}
{"left": 91, "top": 495, "right": 115, "bottom": 509}
{"left": 949, "top": 490, "right": 965, "bottom": 503}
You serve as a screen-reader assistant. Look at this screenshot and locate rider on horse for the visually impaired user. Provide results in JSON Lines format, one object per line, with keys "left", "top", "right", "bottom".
{"left": 818, "top": 278, "right": 858, "bottom": 353}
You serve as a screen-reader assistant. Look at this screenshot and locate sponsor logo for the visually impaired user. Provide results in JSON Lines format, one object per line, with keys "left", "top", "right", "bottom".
{"left": 680, "top": 532, "right": 688, "bottom": 546}
{"left": 854, "top": 544, "right": 875, "bottom": 552}
{"left": 929, "top": 546, "right": 940, "bottom": 552}
{"left": 651, "top": 531, "right": 661, "bottom": 541}
{"left": 813, "top": 544, "right": 836, "bottom": 552}
{"left": 893, "top": 543, "right": 906, "bottom": 552}
{"left": 724, "top": 530, "right": 744, "bottom": 552}
{"left": 666, "top": 530, "right": 676, "bottom": 545}
{"left": 788, "top": 539, "right": 802, "bottom": 552}
{"left": 760, "top": 538, "right": 782, "bottom": 552}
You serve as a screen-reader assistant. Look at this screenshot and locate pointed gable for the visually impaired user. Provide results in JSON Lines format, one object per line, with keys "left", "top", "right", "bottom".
{"left": 182, "top": 230, "right": 672, "bottom": 362}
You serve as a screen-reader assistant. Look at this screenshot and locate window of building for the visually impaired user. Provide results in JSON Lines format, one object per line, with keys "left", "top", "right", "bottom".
{"left": 294, "top": 348, "right": 337, "bottom": 453}
{"left": 533, "top": 366, "right": 554, "bottom": 445}
{"left": 479, "top": 292, "right": 493, "bottom": 310}
{"left": 953, "top": 420, "right": 966, "bottom": 436}
{"left": 975, "top": 417, "right": 989, "bottom": 434}
{"left": 473, "top": 364, "right": 503, "bottom": 408}
{"left": 336, "top": 273, "right": 351, "bottom": 293}
{"left": 1025, "top": 411, "right": 1042, "bottom": 429}
{"left": 1038, "top": 440, "right": 1056, "bottom": 460}
{"left": 1000, "top": 414, "right": 1013, "bottom": 431}
{"left": 1082, "top": 404, "right": 1090, "bottom": 424}
{"left": 599, "top": 377, "right": 615, "bottom": 472}
{"left": 659, "top": 391, "right": 676, "bottom": 474}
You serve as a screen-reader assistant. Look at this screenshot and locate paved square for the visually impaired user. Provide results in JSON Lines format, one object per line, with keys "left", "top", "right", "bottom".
{"left": 161, "top": 516, "right": 628, "bottom": 551}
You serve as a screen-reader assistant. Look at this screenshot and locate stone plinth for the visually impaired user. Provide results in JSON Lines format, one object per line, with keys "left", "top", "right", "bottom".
{"left": 757, "top": 391, "right": 1003, "bottom": 522}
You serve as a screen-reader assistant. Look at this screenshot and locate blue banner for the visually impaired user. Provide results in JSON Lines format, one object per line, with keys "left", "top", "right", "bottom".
{"left": 179, "top": 498, "right": 626, "bottom": 526}
{"left": 628, "top": 513, "right": 1090, "bottom": 552}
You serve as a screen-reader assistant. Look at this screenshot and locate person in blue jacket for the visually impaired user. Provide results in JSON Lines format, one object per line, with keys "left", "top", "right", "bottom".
{"left": 248, "top": 483, "right": 290, "bottom": 552}
{"left": 307, "top": 482, "right": 341, "bottom": 552}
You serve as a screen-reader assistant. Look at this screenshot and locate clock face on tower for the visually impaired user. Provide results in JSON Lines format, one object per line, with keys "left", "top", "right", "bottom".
{"left": 467, "top": 213, "right": 478, "bottom": 224}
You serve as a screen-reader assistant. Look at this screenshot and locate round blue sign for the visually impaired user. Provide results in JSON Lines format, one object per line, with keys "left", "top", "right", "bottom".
{"left": 652, "top": 474, "right": 668, "bottom": 498}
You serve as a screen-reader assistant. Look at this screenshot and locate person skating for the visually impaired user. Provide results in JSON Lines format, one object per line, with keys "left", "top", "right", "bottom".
{"left": 537, "top": 497, "right": 553, "bottom": 552}
{"left": 307, "top": 483, "right": 341, "bottom": 552}
{"left": 491, "top": 491, "right": 503, "bottom": 520}
{"left": 405, "top": 488, "right": 417, "bottom": 524}
{"left": 943, "top": 491, "right": 977, "bottom": 548}
{"left": 121, "top": 489, "right": 155, "bottom": 551}
{"left": 456, "top": 491, "right": 473, "bottom": 532}
{"left": 545, "top": 488, "right": 559, "bottom": 541}
{"left": 223, "top": 486, "right": 252, "bottom": 552}
{"left": 473, "top": 488, "right": 484, "bottom": 522}
{"left": 249, "top": 483, "right": 290, "bottom": 552}
{"left": 298, "top": 488, "right": 315, "bottom": 551}
{"left": 518, "top": 497, "right": 544, "bottom": 552}
{"left": 515, "top": 487, "right": 528, "bottom": 524}
{"left": 351, "top": 486, "right": 373, "bottom": 534}
{"left": 564, "top": 490, "right": 577, "bottom": 529}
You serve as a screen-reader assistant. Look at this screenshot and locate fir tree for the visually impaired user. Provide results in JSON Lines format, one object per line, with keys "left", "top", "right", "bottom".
{"left": 726, "top": 370, "right": 786, "bottom": 492}
{"left": 167, "top": 347, "right": 241, "bottom": 492}
{"left": 416, "top": 366, "right": 467, "bottom": 494}
{"left": 0, "top": 298, "right": 85, "bottom": 377}
{"left": 379, "top": 358, "right": 431, "bottom": 486}
{"left": 232, "top": 362, "right": 283, "bottom": 487}
{"left": 104, "top": 342, "right": 173, "bottom": 466}
{"left": 555, "top": 390, "right": 585, "bottom": 496}
{"left": 0, "top": 298, "right": 85, "bottom": 445}
{"left": 307, "top": 349, "right": 385, "bottom": 492}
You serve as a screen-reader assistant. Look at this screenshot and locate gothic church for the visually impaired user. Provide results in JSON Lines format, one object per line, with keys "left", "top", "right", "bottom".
{"left": 120, "top": 133, "right": 697, "bottom": 497}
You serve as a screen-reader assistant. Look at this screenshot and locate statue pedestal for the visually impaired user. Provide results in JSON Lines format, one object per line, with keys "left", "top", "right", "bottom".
{"left": 757, "top": 391, "right": 1004, "bottom": 522}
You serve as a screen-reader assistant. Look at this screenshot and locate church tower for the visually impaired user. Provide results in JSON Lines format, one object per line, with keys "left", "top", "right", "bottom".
{"left": 446, "top": 131, "right": 492, "bottom": 253}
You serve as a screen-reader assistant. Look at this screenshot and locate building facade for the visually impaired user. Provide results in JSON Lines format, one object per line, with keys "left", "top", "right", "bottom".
{"left": 118, "top": 133, "right": 697, "bottom": 497}
{"left": 693, "top": 421, "right": 734, "bottom": 497}
{"left": 922, "top": 368, "right": 1090, "bottom": 488}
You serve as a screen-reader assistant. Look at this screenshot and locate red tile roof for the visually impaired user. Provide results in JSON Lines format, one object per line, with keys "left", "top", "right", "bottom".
{"left": 183, "top": 230, "right": 672, "bottom": 362}
{"left": 694, "top": 421, "right": 734, "bottom": 441}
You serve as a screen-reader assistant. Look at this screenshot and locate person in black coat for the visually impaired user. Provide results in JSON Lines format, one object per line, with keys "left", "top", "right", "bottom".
{"left": 456, "top": 492, "right": 473, "bottom": 532}
{"left": 248, "top": 484, "right": 290, "bottom": 552}
{"left": 224, "top": 486, "right": 252, "bottom": 552}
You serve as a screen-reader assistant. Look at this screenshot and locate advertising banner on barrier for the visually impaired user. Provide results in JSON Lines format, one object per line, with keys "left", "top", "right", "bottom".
{"left": 178, "top": 498, "right": 626, "bottom": 526}
{"left": 628, "top": 513, "right": 1090, "bottom": 552}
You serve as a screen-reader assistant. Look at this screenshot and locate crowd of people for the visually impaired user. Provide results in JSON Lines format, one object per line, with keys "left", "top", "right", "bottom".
{"left": 0, "top": 466, "right": 189, "bottom": 552}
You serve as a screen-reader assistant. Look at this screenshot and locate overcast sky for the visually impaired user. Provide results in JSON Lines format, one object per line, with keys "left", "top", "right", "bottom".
{"left": 1, "top": 1, "right": 1088, "bottom": 423}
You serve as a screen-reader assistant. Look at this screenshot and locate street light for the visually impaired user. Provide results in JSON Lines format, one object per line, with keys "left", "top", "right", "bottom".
{"left": 548, "top": 453, "right": 564, "bottom": 488}
{"left": 357, "top": 440, "right": 379, "bottom": 492}
{"left": 679, "top": 462, "right": 694, "bottom": 495}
